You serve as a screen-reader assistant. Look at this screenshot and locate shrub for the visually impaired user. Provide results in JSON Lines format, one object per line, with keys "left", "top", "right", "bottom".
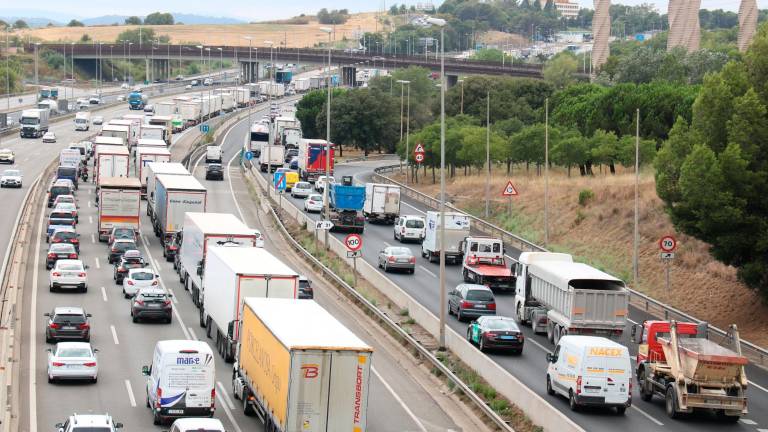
{"left": 578, "top": 188, "right": 595, "bottom": 206}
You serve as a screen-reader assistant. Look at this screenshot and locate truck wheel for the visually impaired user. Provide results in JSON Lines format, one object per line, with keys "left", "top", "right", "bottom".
{"left": 515, "top": 303, "right": 526, "bottom": 325}
{"left": 546, "top": 323, "right": 554, "bottom": 343}
{"left": 639, "top": 369, "right": 653, "bottom": 401}
{"left": 616, "top": 406, "right": 627, "bottom": 415}
{"left": 546, "top": 376, "right": 555, "bottom": 395}
{"left": 716, "top": 410, "right": 740, "bottom": 423}
{"left": 462, "top": 269, "right": 470, "bottom": 282}
{"left": 199, "top": 309, "right": 206, "bottom": 328}
{"left": 242, "top": 390, "right": 256, "bottom": 416}
{"left": 665, "top": 385, "right": 681, "bottom": 419}
{"left": 569, "top": 390, "right": 579, "bottom": 411}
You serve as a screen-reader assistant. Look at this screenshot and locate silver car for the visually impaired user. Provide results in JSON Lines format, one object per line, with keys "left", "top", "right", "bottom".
{"left": 377, "top": 246, "right": 416, "bottom": 273}
{"left": 291, "top": 181, "right": 313, "bottom": 198}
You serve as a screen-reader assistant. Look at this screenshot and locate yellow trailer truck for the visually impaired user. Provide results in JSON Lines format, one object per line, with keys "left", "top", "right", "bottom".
{"left": 233, "top": 298, "right": 373, "bottom": 432}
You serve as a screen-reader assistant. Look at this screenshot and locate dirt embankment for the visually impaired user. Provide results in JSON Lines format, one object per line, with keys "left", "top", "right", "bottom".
{"left": 392, "top": 166, "right": 768, "bottom": 345}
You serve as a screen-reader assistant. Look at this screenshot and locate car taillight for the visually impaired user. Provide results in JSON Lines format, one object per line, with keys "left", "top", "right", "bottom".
{"left": 169, "top": 245, "right": 177, "bottom": 251}
{"left": 71, "top": 238, "right": 79, "bottom": 243}
{"left": 409, "top": 257, "right": 416, "bottom": 264}
{"left": 152, "top": 280, "right": 158, "bottom": 286}
{"left": 69, "top": 253, "right": 77, "bottom": 259}
{"left": 83, "top": 362, "right": 96, "bottom": 367}
{"left": 111, "top": 247, "right": 118, "bottom": 252}
{"left": 52, "top": 238, "right": 62, "bottom": 243}
{"left": 78, "top": 323, "right": 89, "bottom": 330}
{"left": 388, "top": 256, "right": 396, "bottom": 263}
{"left": 308, "top": 200, "right": 314, "bottom": 204}
{"left": 52, "top": 272, "right": 61, "bottom": 277}
{"left": 156, "top": 387, "right": 162, "bottom": 408}
{"left": 52, "top": 362, "right": 65, "bottom": 367}
{"left": 135, "top": 299, "right": 144, "bottom": 305}
{"left": 460, "top": 300, "right": 473, "bottom": 309}
{"left": 47, "top": 253, "right": 56, "bottom": 259}
{"left": 211, "top": 388, "right": 216, "bottom": 408}
{"left": 576, "top": 376, "right": 582, "bottom": 395}
{"left": 487, "top": 302, "right": 497, "bottom": 311}
{"left": 401, "top": 228, "right": 406, "bottom": 234}
{"left": 517, "top": 332, "right": 524, "bottom": 340}
{"left": 484, "top": 331, "right": 495, "bottom": 340}
{"left": 77, "top": 272, "right": 86, "bottom": 277}
{"left": 127, "top": 280, "right": 134, "bottom": 286}
{"left": 49, "top": 323, "right": 60, "bottom": 329}
{"left": 163, "top": 299, "right": 171, "bottom": 306}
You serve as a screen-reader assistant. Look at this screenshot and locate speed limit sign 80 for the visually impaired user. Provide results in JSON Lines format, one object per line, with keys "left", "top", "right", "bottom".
{"left": 659, "top": 235, "right": 677, "bottom": 252}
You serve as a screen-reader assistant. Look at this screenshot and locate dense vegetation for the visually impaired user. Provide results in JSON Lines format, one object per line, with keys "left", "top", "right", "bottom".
{"left": 317, "top": 9, "right": 350, "bottom": 25}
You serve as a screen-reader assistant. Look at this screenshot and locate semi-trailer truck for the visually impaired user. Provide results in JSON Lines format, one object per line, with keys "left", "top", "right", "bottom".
{"left": 97, "top": 177, "right": 141, "bottom": 241}
{"left": 178, "top": 212, "right": 259, "bottom": 309}
{"left": 152, "top": 174, "right": 206, "bottom": 260}
{"left": 329, "top": 182, "right": 366, "bottom": 233}
{"left": 145, "top": 162, "right": 189, "bottom": 211}
{"left": 94, "top": 145, "right": 130, "bottom": 185}
{"left": 135, "top": 147, "right": 171, "bottom": 193}
{"left": 298, "top": 139, "right": 334, "bottom": 183}
{"left": 128, "top": 91, "right": 147, "bottom": 110}
{"left": 513, "top": 252, "right": 629, "bottom": 345}
{"left": 19, "top": 108, "right": 50, "bottom": 138}
{"left": 202, "top": 247, "right": 298, "bottom": 361}
{"left": 232, "top": 298, "right": 373, "bottom": 432}
{"left": 363, "top": 183, "right": 400, "bottom": 224}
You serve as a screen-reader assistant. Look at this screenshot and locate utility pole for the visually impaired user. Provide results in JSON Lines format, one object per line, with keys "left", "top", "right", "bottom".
{"left": 544, "top": 98, "right": 549, "bottom": 247}
{"left": 485, "top": 89, "right": 491, "bottom": 218}
{"left": 320, "top": 28, "right": 332, "bottom": 249}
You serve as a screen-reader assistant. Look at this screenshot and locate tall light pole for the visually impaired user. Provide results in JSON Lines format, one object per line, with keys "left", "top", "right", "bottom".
{"left": 98, "top": 42, "right": 104, "bottom": 92}
{"left": 320, "top": 27, "right": 332, "bottom": 249}
{"left": 544, "top": 98, "right": 549, "bottom": 247}
{"left": 264, "top": 40, "right": 275, "bottom": 187}
{"left": 196, "top": 45, "right": 204, "bottom": 124}
{"left": 34, "top": 42, "right": 41, "bottom": 87}
{"left": 458, "top": 79, "right": 464, "bottom": 115}
{"left": 397, "top": 80, "right": 410, "bottom": 183}
{"left": 485, "top": 88, "right": 491, "bottom": 218}
{"left": 217, "top": 47, "right": 223, "bottom": 90}
{"left": 127, "top": 42, "right": 133, "bottom": 83}
{"left": 110, "top": 45, "right": 114, "bottom": 82}
{"left": 633, "top": 109, "right": 640, "bottom": 288}
{"left": 243, "top": 36, "right": 252, "bottom": 84}
{"left": 427, "top": 16, "right": 447, "bottom": 350}
{"left": 121, "top": 40, "right": 127, "bottom": 82}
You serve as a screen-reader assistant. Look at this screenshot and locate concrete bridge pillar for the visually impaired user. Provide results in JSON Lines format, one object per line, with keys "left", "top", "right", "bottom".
{"left": 239, "top": 61, "right": 260, "bottom": 83}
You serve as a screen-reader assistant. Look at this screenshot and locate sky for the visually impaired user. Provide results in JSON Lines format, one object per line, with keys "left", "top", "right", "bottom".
{"left": 2, "top": 0, "right": 767, "bottom": 22}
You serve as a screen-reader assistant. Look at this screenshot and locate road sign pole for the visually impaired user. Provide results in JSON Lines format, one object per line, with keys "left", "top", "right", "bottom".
{"left": 665, "top": 259, "right": 671, "bottom": 299}
{"left": 353, "top": 256, "right": 358, "bottom": 287}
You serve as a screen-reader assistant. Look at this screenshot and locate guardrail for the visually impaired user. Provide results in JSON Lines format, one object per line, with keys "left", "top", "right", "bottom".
{"left": 371, "top": 163, "right": 768, "bottom": 367}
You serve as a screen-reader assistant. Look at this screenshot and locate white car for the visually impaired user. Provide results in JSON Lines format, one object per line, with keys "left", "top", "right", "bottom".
{"left": 122, "top": 268, "right": 159, "bottom": 298}
{"left": 42, "top": 131, "right": 57, "bottom": 143}
{"left": 304, "top": 194, "right": 324, "bottom": 213}
{"left": 56, "top": 414, "right": 123, "bottom": 432}
{"left": 185, "top": 84, "right": 193, "bottom": 89}
{"left": 47, "top": 342, "right": 98, "bottom": 383}
{"left": 49, "top": 259, "right": 88, "bottom": 292}
{"left": 254, "top": 229, "right": 265, "bottom": 248}
{"left": 117, "top": 95, "right": 125, "bottom": 101}
{"left": 120, "top": 83, "right": 130, "bottom": 89}
{"left": 315, "top": 175, "right": 335, "bottom": 192}
{"left": 0, "top": 148, "right": 15, "bottom": 164}
{"left": 291, "top": 181, "right": 313, "bottom": 198}
{"left": 92, "top": 116, "right": 104, "bottom": 125}
{"left": 394, "top": 215, "right": 426, "bottom": 243}
{"left": 168, "top": 418, "right": 225, "bottom": 432}
{"left": 0, "top": 169, "right": 22, "bottom": 188}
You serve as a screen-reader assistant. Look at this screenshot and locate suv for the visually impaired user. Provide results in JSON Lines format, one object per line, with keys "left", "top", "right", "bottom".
{"left": 448, "top": 284, "right": 497, "bottom": 322}
{"left": 48, "top": 180, "right": 75, "bottom": 207}
{"left": 113, "top": 250, "right": 146, "bottom": 284}
{"left": 45, "top": 307, "right": 92, "bottom": 343}
{"left": 55, "top": 414, "right": 123, "bottom": 432}
{"left": 290, "top": 181, "right": 312, "bottom": 198}
{"left": 50, "top": 228, "right": 81, "bottom": 253}
{"left": 394, "top": 215, "right": 426, "bottom": 243}
{"left": 205, "top": 163, "right": 223, "bottom": 180}
{"left": 108, "top": 239, "right": 138, "bottom": 264}
{"left": 131, "top": 287, "right": 173, "bottom": 323}
{"left": 108, "top": 227, "right": 137, "bottom": 246}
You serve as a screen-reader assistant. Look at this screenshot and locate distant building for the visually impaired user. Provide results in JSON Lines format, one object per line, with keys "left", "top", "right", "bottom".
{"left": 537, "top": 0, "right": 580, "bottom": 18}
{"left": 415, "top": 2, "right": 435, "bottom": 11}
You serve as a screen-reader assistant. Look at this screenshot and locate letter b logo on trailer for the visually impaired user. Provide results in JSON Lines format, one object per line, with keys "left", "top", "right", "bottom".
{"left": 301, "top": 364, "right": 319, "bottom": 378}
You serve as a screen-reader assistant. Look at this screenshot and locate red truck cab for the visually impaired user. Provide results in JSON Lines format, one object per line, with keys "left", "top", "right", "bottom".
{"left": 633, "top": 320, "right": 699, "bottom": 376}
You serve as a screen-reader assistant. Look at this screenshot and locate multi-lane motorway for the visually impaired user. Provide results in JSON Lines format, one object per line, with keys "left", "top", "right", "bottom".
{"left": 214, "top": 105, "right": 768, "bottom": 432}
{"left": 14, "top": 90, "right": 479, "bottom": 430}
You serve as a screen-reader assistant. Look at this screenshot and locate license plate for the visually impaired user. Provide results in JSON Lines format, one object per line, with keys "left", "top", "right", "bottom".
{"left": 63, "top": 326, "right": 75, "bottom": 330}
{"left": 66, "top": 364, "right": 80, "bottom": 369}
{"left": 167, "top": 409, "right": 183, "bottom": 414}
{"left": 500, "top": 336, "right": 515, "bottom": 340}
{"left": 149, "top": 303, "right": 162, "bottom": 308}
{"left": 475, "top": 305, "right": 486, "bottom": 309}
{"left": 57, "top": 254, "right": 68, "bottom": 258}
{"left": 398, "top": 259, "right": 409, "bottom": 263}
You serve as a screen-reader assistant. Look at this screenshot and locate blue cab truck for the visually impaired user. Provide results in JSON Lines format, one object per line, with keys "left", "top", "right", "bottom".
{"left": 128, "top": 91, "right": 147, "bottom": 110}
{"left": 329, "top": 176, "right": 365, "bottom": 233}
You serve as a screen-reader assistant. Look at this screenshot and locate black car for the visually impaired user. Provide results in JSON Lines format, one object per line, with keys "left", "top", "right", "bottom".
{"left": 108, "top": 239, "right": 138, "bottom": 264}
{"left": 205, "top": 163, "right": 224, "bottom": 180}
{"left": 284, "top": 149, "right": 298, "bottom": 163}
{"left": 130, "top": 287, "right": 173, "bottom": 323}
{"left": 114, "top": 250, "right": 146, "bottom": 284}
{"left": 45, "top": 307, "right": 91, "bottom": 343}
{"left": 46, "top": 243, "right": 78, "bottom": 270}
{"left": 298, "top": 276, "right": 314, "bottom": 299}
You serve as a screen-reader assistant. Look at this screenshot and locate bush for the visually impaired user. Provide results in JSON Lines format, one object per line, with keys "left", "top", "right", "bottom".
{"left": 578, "top": 189, "right": 595, "bottom": 206}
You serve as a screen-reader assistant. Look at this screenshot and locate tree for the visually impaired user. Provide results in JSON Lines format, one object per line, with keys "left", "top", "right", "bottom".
{"left": 0, "top": 20, "right": 8, "bottom": 29}
{"left": 543, "top": 52, "right": 578, "bottom": 89}
{"left": 144, "top": 12, "right": 174, "bottom": 25}
{"left": 589, "top": 129, "right": 621, "bottom": 174}
{"left": 389, "top": 4, "right": 399, "bottom": 15}
{"left": 13, "top": 19, "right": 28, "bottom": 29}
{"left": 296, "top": 89, "right": 345, "bottom": 140}
{"left": 125, "top": 16, "right": 143, "bottom": 25}
{"left": 115, "top": 27, "right": 168, "bottom": 45}
{"left": 456, "top": 125, "right": 506, "bottom": 171}
{"left": 318, "top": 88, "right": 399, "bottom": 155}
{"left": 67, "top": 19, "right": 84, "bottom": 27}
{"left": 551, "top": 130, "right": 589, "bottom": 176}
{"left": 317, "top": 8, "right": 349, "bottom": 25}
{"left": 80, "top": 34, "right": 92, "bottom": 43}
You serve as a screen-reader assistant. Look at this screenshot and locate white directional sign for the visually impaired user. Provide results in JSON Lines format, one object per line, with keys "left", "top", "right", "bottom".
{"left": 346, "top": 251, "right": 362, "bottom": 258}
{"left": 344, "top": 233, "right": 363, "bottom": 252}
{"left": 314, "top": 220, "right": 334, "bottom": 230}
{"left": 660, "top": 252, "right": 675, "bottom": 260}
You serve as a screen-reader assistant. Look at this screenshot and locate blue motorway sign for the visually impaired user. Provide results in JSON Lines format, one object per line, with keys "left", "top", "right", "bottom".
{"left": 273, "top": 172, "right": 287, "bottom": 191}
{"left": 199, "top": 124, "right": 210, "bottom": 133}
{"left": 244, "top": 151, "right": 254, "bottom": 161}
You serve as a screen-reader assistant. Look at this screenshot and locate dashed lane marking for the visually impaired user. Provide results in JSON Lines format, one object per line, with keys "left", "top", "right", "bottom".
{"left": 124, "top": 379, "right": 137, "bottom": 407}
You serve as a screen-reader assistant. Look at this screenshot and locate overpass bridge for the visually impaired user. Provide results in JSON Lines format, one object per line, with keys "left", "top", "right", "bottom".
{"left": 34, "top": 43, "right": 549, "bottom": 82}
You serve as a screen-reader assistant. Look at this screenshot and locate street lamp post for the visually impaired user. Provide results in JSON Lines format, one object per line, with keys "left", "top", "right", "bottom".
{"left": 217, "top": 47, "right": 223, "bottom": 90}
{"left": 110, "top": 45, "right": 114, "bottom": 82}
{"left": 34, "top": 42, "right": 41, "bottom": 86}
{"left": 264, "top": 40, "right": 275, "bottom": 187}
{"left": 128, "top": 43, "right": 133, "bottom": 83}
{"left": 397, "top": 80, "right": 410, "bottom": 183}
{"left": 196, "top": 45, "right": 204, "bottom": 125}
{"left": 458, "top": 79, "right": 464, "bottom": 115}
{"left": 320, "top": 27, "right": 332, "bottom": 249}
{"left": 427, "top": 16, "right": 447, "bottom": 350}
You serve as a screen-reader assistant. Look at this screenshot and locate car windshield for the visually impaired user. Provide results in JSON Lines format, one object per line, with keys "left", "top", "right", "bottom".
{"left": 3, "top": 170, "right": 20, "bottom": 176}
{"left": 58, "top": 263, "right": 83, "bottom": 271}
{"left": 309, "top": 194, "right": 322, "bottom": 201}
{"left": 51, "top": 186, "right": 70, "bottom": 195}
{"left": 132, "top": 272, "right": 154, "bottom": 281}
{"left": 57, "top": 347, "right": 91, "bottom": 357}
{"left": 296, "top": 183, "right": 310, "bottom": 189}
{"left": 53, "top": 314, "right": 85, "bottom": 324}
{"left": 57, "top": 167, "right": 77, "bottom": 177}
{"left": 54, "top": 231, "right": 77, "bottom": 240}
{"left": 388, "top": 247, "right": 411, "bottom": 256}
{"left": 50, "top": 244, "right": 75, "bottom": 252}
{"left": 405, "top": 219, "right": 424, "bottom": 228}
{"left": 50, "top": 213, "right": 73, "bottom": 222}
{"left": 483, "top": 319, "right": 518, "bottom": 331}
{"left": 115, "top": 242, "right": 136, "bottom": 251}
{"left": 466, "top": 290, "right": 494, "bottom": 302}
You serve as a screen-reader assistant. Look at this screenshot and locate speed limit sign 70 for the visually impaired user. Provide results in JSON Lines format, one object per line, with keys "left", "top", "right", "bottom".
{"left": 659, "top": 235, "right": 677, "bottom": 252}
{"left": 344, "top": 234, "right": 363, "bottom": 252}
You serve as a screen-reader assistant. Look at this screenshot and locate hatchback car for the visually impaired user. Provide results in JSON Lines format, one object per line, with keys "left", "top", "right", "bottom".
{"left": 394, "top": 215, "right": 426, "bottom": 243}
{"left": 291, "top": 181, "right": 313, "bottom": 198}
{"left": 45, "top": 307, "right": 91, "bottom": 343}
{"left": 448, "top": 284, "right": 497, "bottom": 322}
{"left": 42, "top": 131, "right": 57, "bottom": 143}
{"left": 0, "top": 169, "right": 22, "bottom": 188}
{"left": 130, "top": 287, "right": 173, "bottom": 323}
{"left": 46, "top": 243, "right": 78, "bottom": 270}
{"left": 49, "top": 228, "right": 80, "bottom": 253}
{"left": 284, "top": 148, "right": 298, "bottom": 163}
{"left": 108, "top": 226, "right": 137, "bottom": 246}
{"left": 123, "top": 268, "right": 159, "bottom": 298}
{"left": 46, "top": 212, "right": 77, "bottom": 241}
{"left": 53, "top": 194, "right": 76, "bottom": 208}
{"left": 167, "top": 418, "right": 225, "bottom": 432}
{"left": 56, "top": 414, "right": 123, "bottom": 432}
{"left": 315, "top": 175, "right": 335, "bottom": 192}
{"left": 113, "top": 250, "right": 146, "bottom": 284}
{"left": 467, "top": 316, "right": 524, "bottom": 354}
{"left": 298, "top": 276, "right": 314, "bottom": 299}
{"left": 47, "top": 342, "right": 98, "bottom": 383}
{"left": 289, "top": 156, "right": 299, "bottom": 170}
{"left": 304, "top": 194, "right": 323, "bottom": 212}
{"left": 378, "top": 246, "right": 416, "bottom": 273}
{"left": 108, "top": 239, "right": 138, "bottom": 264}
{"left": 54, "top": 202, "right": 78, "bottom": 223}
{"left": 205, "top": 163, "right": 224, "bottom": 180}
{"left": 49, "top": 260, "right": 88, "bottom": 292}
{"left": 92, "top": 116, "right": 104, "bottom": 125}
{"left": 0, "top": 148, "right": 15, "bottom": 164}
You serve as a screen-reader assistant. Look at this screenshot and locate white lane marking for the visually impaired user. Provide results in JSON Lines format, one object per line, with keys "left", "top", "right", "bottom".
{"left": 91, "top": 233, "right": 96, "bottom": 244}
{"left": 632, "top": 405, "right": 664, "bottom": 426}
{"left": 188, "top": 328, "right": 198, "bottom": 341}
{"left": 153, "top": 257, "right": 162, "bottom": 270}
{"left": 124, "top": 379, "right": 137, "bottom": 407}
{"left": 402, "top": 201, "right": 426, "bottom": 215}
{"left": 87, "top": 200, "right": 91, "bottom": 208}
{"left": 110, "top": 325, "right": 120, "bottom": 345}
{"left": 371, "top": 366, "right": 428, "bottom": 432}
{"left": 143, "top": 237, "right": 150, "bottom": 246}
{"left": 29, "top": 192, "right": 48, "bottom": 432}
{"left": 101, "top": 286, "right": 108, "bottom": 302}
{"left": 757, "top": 429, "right": 768, "bottom": 432}
{"left": 216, "top": 392, "right": 243, "bottom": 432}
{"left": 382, "top": 241, "right": 392, "bottom": 247}
{"left": 139, "top": 240, "right": 191, "bottom": 340}
{"left": 749, "top": 380, "right": 768, "bottom": 394}
{"left": 226, "top": 150, "right": 246, "bottom": 220}
{"left": 217, "top": 381, "right": 237, "bottom": 410}
{"left": 94, "top": 257, "right": 100, "bottom": 269}
{"left": 628, "top": 318, "right": 639, "bottom": 325}
{"left": 168, "top": 288, "right": 179, "bottom": 304}
{"left": 88, "top": 215, "right": 93, "bottom": 224}
{"left": 418, "top": 265, "right": 437, "bottom": 278}
{"left": 740, "top": 418, "right": 758, "bottom": 425}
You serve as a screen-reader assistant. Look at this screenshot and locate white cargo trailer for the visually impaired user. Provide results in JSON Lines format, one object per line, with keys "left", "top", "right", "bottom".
{"left": 95, "top": 145, "right": 130, "bottom": 185}
{"left": 421, "top": 211, "right": 471, "bottom": 264}
{"left": 363, "top": 183, "right": 401, "bottom": 223}
{"left": 152, "top": 174, "right": 206, "bottom": 249}
{"left": 145, "top": 162, "right": 189, "bottom": 212}
{"left": 97, "top": 177, "right": 141, "bottom": 241}
{"left": 135, "top": 147, "right": 171, "bottom": 190}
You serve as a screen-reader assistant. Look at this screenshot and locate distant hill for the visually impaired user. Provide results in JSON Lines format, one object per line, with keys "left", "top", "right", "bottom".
{"left": 80, "top": 13, "right": 245, "bottom": 26}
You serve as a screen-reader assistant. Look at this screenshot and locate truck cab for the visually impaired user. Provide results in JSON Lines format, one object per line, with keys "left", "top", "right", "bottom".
{"left": 631, "top": 320, "right": 700, "bottom": 373}
{"left": 459, "top": 237, "right": 515, "bottom": 291}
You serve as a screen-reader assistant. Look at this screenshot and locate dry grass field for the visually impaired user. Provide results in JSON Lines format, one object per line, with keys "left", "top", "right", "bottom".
{"left": 19, "top": 13, "right": 381, "bottom": 48}
{"left": 391, "top": 165, "right": 768, "bottom": 345}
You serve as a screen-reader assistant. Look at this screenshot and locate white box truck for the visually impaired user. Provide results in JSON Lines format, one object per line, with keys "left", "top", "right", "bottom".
{"left": 178, "top": 212, "right": 259, "bottom": 309}
{"left": 421, "top": 211, "right": 471, "bottom": 264}
{"left": 233, "top": 298, "right": 373, "bottom": 432}
{"left": 59, "top": 149, "right": 81, "bottom": 168}
{"left": 93, "top": 136, "right": 125, "bottom": 148}
{"left": 363, "top": 183, "right": 400, "bottom": 224}
{"left": 74, "top": 111, "right": 91, "bottom": 131}
{"left": 152, "top": 174, "right": 206, "bottom": 258}
{"left": 220, "top": 92, "right": 234, "bottom": 112}
{"left": 19, "top": 108, "right": 50, "bottom": 138}
{"left": 258, "top": 143, "right": 285, "bottom": 172}
{"left": 95, "top": 145, "right": 130, "bottom": 185}
{"left": 100, "top": 124, "right": 130, "bottom": 147}
{"left": 146, "top": 162, "right": 189, "bottom": 213}
{"left": 155, "top": 101, "right": 175, "bottom": 117}
{"left": 513, "top": 252, "right": 630, "bottom": 345}
{"left": 293, "top": 78, "right": 310, "bottom": 92}
{"left": 135, "top": 147, "right": 171, "bottom": 191}
{"left": 180, "top": 101, "right": 202, "bottom": 127}
{"left": 108, "top": 119, "right": 138, "bottom": 147}
{"left": 140, "top": 125, "right": 167, "bottom": 144}
{"left": 202, "top": 247, "right": 298, "bottom": 361}
{"left": 97, "top": 177, "right": 141, "bottom": 241}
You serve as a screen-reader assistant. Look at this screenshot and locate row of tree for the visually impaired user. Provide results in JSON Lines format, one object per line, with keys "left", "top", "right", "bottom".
{"left": 317, "top": 9, "right": 349, "bottom": 25}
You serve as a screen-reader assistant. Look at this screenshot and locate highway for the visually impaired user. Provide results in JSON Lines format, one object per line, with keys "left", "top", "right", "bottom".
{"left": 14, "top": 95, "right": 476, "bottom": 430}
{"left": 215, "top": 105, "right": 768, "bottom": 432}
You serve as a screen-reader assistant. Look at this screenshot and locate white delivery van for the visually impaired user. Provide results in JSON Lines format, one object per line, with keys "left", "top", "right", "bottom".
{"left": 545, "top": 335, "right": 632, "bottom": 414}
{"left": 142, "top": 340, "right": 215, "bottom": 425}
{"left": 205, "top": 146, "right": 222, "bottom": 163}
{"left": 421, "top": 211, "right": 470, "bottom": 264}
{"left": 74, "top": 111, "right": 91, "bottom": 131}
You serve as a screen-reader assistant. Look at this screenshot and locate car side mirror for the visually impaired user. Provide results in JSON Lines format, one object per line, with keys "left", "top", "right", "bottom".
{"left": 86, "top": 313, "right": 92, "bottom": 317}
{"left": 43, "top": 312, "right": 50, "bottom": 317}
{"left": 46, "top": 348, "right": 52, "bottom": 352}
{"left": 631, "top": 324, "right": 642, "bottom": 344}
{"left": 115, "top": 423, "right": 123, "bottom": 429}
{"left": 167, "top": 294, "right": 173, "bottom": 298}
{"left": 141, "top": 365, "right": 150, "bottom": 376}
{"left": 55, "top": 424, "right": 64, "bottom": 429}
{"left": 155, "top": 274, "right": 160, "bottom": 278}
{"left": 546, "top": 353, "right": 556, "bottom": 363}
{"left": 84, "top": 265, "right": 90, "bottom": 269}
{"left": 196, "top": 265, "right": 203, "bottom": 276}
{"left": 93, "top": 348, "right": 99, "bottom": 353}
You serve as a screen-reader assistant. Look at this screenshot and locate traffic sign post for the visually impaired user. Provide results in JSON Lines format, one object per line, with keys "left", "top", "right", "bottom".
{"left": 413, "top": 143, "right": 425, "bottom": 165}
{"left": 199, "top": 124, "right": 209, "bottom": 133}
{"left": 501, "top": 180, "right": 519, "bottom": 218}
{"left": 244, "top": 151, "right": 254, "bottom": 161}
{"left": 344, "top": 234, "right": 363, "bottom": 287}
{"left": 314, "top": 221, "right": 334, "bottom": 230}
{"left": 658, "top": 235, "right": 677, "bottom": 298}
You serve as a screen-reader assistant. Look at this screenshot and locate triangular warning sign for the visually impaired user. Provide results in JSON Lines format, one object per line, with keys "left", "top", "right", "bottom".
{"left": 501, "top": 180, "right": 519, "bottom": 196}
{"left": 414, "top": 143, "right": 425, "bottom": 153}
